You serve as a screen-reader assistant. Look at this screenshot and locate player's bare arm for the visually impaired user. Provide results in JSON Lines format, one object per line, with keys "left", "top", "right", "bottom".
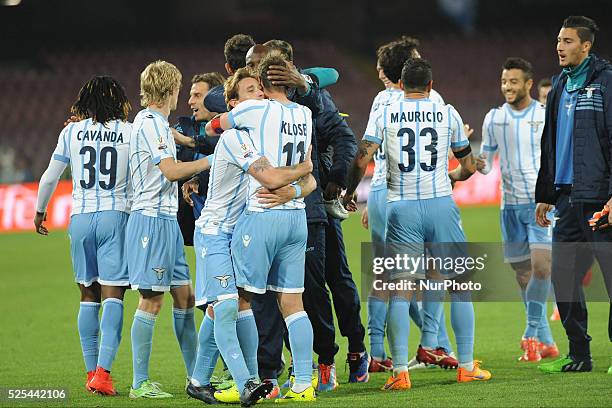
{"left": 256, "top": 174, "right": 317, "bottom": 208}
{"left": 449, "top": 146, "right": 476, "bottom": 182}
{"left": 247, "top": 150, "right": 313, "bottom": 190}
{"left": 343, "top": 139, "right": 380, "bottom": 207}
{"left": 34, "top": 155, "right": 68, "bottom": 236}
{"left": 158, "top": 155, "right": 212, "bottom": 182}
{"left": 171, "top": 128, "right": 196, "bottom": 148}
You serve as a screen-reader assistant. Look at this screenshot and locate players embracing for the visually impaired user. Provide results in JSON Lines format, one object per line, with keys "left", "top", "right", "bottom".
{"left": 343, "top": 57, "right": 491, "bottom": 390}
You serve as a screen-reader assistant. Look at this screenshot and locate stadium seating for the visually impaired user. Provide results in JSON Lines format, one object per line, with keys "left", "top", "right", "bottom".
{"left": 0, "top": 29, "right": 596, "bottom": 179}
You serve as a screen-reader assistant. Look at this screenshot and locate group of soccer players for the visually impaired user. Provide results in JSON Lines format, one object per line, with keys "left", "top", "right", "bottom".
{"left": 34, "top": 14, "right": 610, "bottom": 405}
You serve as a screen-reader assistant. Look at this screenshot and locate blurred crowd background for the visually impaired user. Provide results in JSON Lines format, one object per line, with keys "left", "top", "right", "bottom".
{"left": 1, "top": 0, "right": 611, "bottom": 183}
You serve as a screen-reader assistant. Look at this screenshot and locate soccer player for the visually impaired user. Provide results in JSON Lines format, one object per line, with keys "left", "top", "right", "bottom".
{"left": 172, "top": 72, "right": 225, "bottom": 246}
{"left": 126, "top": 60, "right": 213, "bottom": 399}
{"left": 264, "top": 39, "right": 370, "bottom": 389}
{"left": 187, "top": 68, "right": 316, "bottom": 406}
{"left": 361, "top": 36, "right": 455, "bottom": 373}
{"left": 206, "top": 53, "right": 317, "bottom": 402}
{"left": 537, "top": 78, "right": 553, "bottom": 105}
{"left": 477, "top": 58, "right": 558, "bottom": 362}
{"left": 34, "top": 76, "right": 133, "bottom": 395}
{"left": 244, "top": 40, "right": 368, "bottom": 390}
{"left": 343, "top": 58, "right": 491, "bottom": 389}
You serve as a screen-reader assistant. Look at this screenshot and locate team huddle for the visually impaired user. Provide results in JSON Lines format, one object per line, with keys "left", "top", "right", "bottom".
{"left": 33, "top": 14, "right": 612, "bottom": 406}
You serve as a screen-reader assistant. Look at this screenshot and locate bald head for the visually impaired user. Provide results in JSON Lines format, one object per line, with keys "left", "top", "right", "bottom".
{"left": 246, "top": 44, "right": 270, "bottom": 70}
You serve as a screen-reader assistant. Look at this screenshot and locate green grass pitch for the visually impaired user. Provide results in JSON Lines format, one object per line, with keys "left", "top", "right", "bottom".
{"left": 1, "top": 206, "right": 611, "bottom": 407}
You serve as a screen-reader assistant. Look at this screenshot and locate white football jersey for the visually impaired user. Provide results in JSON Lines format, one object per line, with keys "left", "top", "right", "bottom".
{"left": 129, "top": 109, "right": 178, "bottom": 218}
{"left": 227, "top": 99, "right": 312, "bottom": 212}
{"left": 480, "top": 100, "right": 545, "bottom": 207}
{"left": 367, "top": 89, "right": 445, "bottom": 190}
{"left": 364, "top": 97, "right": 468, "bottom": 201}
{"left": 52, "top": 118, "right": 132, "bottom": 215}
{"left": 195, "top": 129, "right": 261, "bottom": 235}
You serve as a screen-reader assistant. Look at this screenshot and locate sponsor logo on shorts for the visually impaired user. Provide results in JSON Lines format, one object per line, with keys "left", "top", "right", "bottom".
{"left": 215, "top": 275, "right": 231, "bottom": 288}
{"left": 201, "top": 247, "right": 207, "bottom": 258}
{"left": 141, "top": 236, "right": 149, "bottom": 249}
{"left": 152, "top": 267, "right": 166, "bottom": 280}
{"left": 242, "top": 234, "right": 252, "bottom": 247}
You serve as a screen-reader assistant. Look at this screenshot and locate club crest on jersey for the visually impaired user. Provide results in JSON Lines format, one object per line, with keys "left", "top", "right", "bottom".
{"left": 158, "top": 134, "right": 167, "bottom": 150}
{"left": 141, "top": 236, "right": 149, "bottom": 249}
{"left": 215, "top": 275, "right": 232, "bottom": 288}
{"left": 240, "top": 143, "right": 253, "bottom": 158}
{"left": 152, "top": 267, "right": 166, "bottom": 280}
{"left": 528, "top": 120, "right": 543, "bottom": 132}
{"left": 585, "top": 86, "right": 596, "bottom": 98}
{"left": 242, "top": 234, "right": 252, "bottom": 247}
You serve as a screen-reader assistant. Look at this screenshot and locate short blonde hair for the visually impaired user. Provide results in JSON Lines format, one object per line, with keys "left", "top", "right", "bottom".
{"left": 224, "top": 67, "right": 258, "bottom": 110}
{"left": 140, "top": 60, "right": 182, "bottom": 107}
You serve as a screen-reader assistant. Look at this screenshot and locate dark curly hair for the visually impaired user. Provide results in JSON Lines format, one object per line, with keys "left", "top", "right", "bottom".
{"left": 224, "top": 34, "right": 256, "bottom": 71}
{"left": 71, "top": 76, "right": 130, "bottom": 124}
{"left": 378, "top": 36, "right": 420, "bottom": 83}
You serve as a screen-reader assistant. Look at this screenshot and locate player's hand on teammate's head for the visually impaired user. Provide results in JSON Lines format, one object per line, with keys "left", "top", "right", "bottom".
{"left": 267, "top": 62, "right": 306, "bottom": 91}
{"left": 256, "top": 185, "right": 295, "bottom": 208}
{"left": 34, "top": 212, "right": 48, "bottom": 236}
{"left": 181, "top": 177, "right": 199, "bottom": 207}
{"left": 361, "top": 206, "right": 369, "bottom": 229}
{"left": 63, "top": 115, "right": 79, "bottom": 127}
{"left": 464, "top": 123, "right": 474, "bottom": 139}
{"left": 535, "top": 203, "right": 554, "bottom": 227}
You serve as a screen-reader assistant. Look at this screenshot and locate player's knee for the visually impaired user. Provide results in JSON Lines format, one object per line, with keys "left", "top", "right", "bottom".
{"left": 369, "top": 288, "right": 389, "bottom": 301}
{"left": 170, "top": 285, "right": 195, "bottom": 309}
{"left": 511, "top": 260, "right": 532, "bottom": 288}
{"left": 101, "top": 285, "right": 127, "bottom": 301}
{"left": 278, "top": 293, "right": 304, "bottom": 318}
{"left": 532, "top": 258, "right": 551, "bottom": 280}
{"left": 79, "top": 282, "right": 101, "bottom": 302}
{"left": 138, "top": 290, "right": 164, "bottom": 314}
{"left": 238, "top": 296, "right": 251, "bottom": 311}
{"left": 238, "top": 287, "right": 253, "bottom": 304}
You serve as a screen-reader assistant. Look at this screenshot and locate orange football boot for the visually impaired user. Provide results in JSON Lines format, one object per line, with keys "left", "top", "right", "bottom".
{"left": 89, "top": 366, "right": 118, "bottom": 396}
{"left": 381, "top": 371, "right": 411, "bottom": 391}
{"left": 85, "top": 370, "right": 95, "bottom": 393}
{"left": 519, "top": 337, "right": 542, "bottom": 362}
{"left": 539, "top": 342, "right": 560, "bottom": 359}
{"left": 457, "top": 361, "right": 492, "bottom": 382}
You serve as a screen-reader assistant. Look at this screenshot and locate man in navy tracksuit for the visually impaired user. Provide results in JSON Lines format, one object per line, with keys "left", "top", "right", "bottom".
{"left": 224, "top": 41, "right": 367, "bottom": 392}
{"left": 173, "top": 73, "right": 224, "bottom": 245}
{"left": 535, "top": 16, "right": 612, "bottom": 373}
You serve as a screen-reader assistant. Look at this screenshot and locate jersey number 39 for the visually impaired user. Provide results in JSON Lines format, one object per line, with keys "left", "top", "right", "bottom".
{"left": 79, "top": 146, "right": 118, "bottom": 190}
